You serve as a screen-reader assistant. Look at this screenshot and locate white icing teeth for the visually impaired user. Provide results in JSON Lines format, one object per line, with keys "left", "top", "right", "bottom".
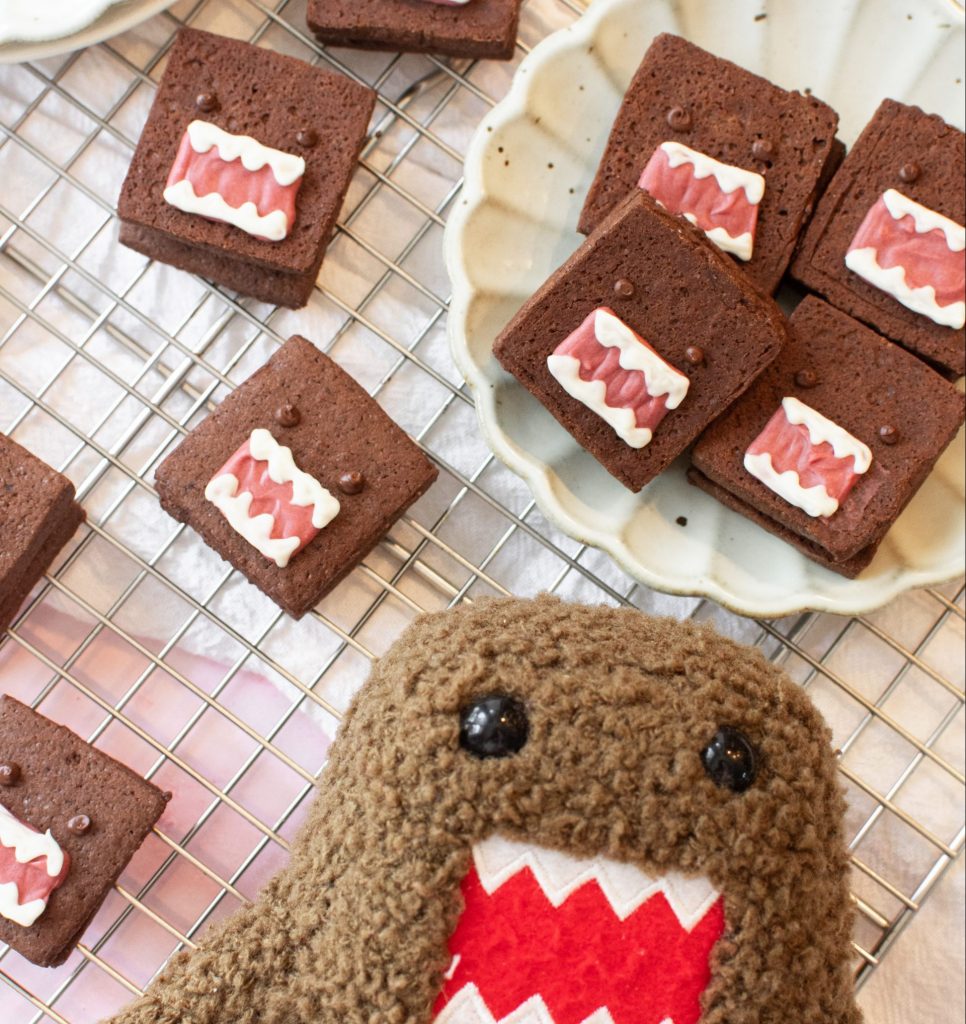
{"left": 162, "top": 182, "right": 291, "bottom": 241}
{"left": 783, "top": 398, "right": 872, "bottom": 471}
{"left": 163, "top": 120, "right": 307, "bottom": 242}
{"left": 882, "top": 189, "right": 965, "bottom": 251}
{"left": 184, "top": 121, "right": 305, "bottom": 187}
{"left": 0, "top": 803, "right": 69, "bottom": 927}
{"left": 0, "top": 804, "right": 65, "bottom": 876}
{"left": 205, "top": 428, "right": 340, "bottom": 568}
{"left": 660, "top": 141, "right": 765, "bottom": 205}
{"left": 638, "top": 143, "right": 766, "bottom": 263}
{"left": 846, "top": 189, "right": 966, "bottom": 329}
{"left": 744, "top": 398, "right": 872, "bottom": 519}
{"left": 546, "top": 309, "right": 690, "bottom": 450}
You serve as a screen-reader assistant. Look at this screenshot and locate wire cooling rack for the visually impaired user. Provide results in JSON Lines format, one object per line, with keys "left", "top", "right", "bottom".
{"left": 0, "top": 1, "right": 963, "bottom": 1021}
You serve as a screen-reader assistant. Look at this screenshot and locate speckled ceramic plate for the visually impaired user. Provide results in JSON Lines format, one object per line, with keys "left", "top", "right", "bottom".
{"left": 0, "top": 0, "right": 173, "bottom": 62}
{"left": 445, "top": 0, "right": 965, "bottom": 618}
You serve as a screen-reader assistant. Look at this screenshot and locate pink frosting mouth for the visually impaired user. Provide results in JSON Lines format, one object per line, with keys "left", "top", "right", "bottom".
{"left": 846, "top": 191, "right": 966, "bottom": 325}
{"left": 748, "top": 410, "right": 861, "bottom": 502}
{"left": 744, "top": 398, "right": 873, "bottom": 519}
{"left": 639, "top": 143, "right": 764, "bottom": 261}
{"left": 210, "top": 439, "right": 320, "bottom": 556}
{"left": 546, "top": 308, "right": 690, "bottom": 450}
{"left": 553, "top": 310, "right": 672, "bottom": 433}
{"left": 0, "top": 807, "right": 71, "bottom": 925}
{"left": 164, "top": 122, "right": 305, "bottom": 242}
{"left": 167, "top": 144, "right": 300, "bottom": 229}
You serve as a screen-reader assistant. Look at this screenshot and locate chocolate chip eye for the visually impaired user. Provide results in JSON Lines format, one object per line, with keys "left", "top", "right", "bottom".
{"left": 666, "top": 106, "right": 692, "bottom": 132}
{"left": 752, "top": 138, "right": 776, "bottom": 162}
{"left": 459, "top": 696, "right": 529, "bottom": 759}
{"left": 701, "top": 727, "right": 759, "bottom": 793}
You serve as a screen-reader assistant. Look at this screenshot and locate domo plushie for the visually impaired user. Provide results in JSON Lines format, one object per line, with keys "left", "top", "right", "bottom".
{"left": 107, "top": 597, "right": 861, "bottom": 1024}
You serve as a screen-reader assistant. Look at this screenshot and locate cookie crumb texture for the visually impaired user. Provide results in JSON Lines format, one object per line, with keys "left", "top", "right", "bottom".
{"left": 580, "top": 33, "right": 841, "bottom": 295}
{"left": 307, "top": 0, "right": 523, "bottom": 60}
{"left": 0, "top": 696, "right": 168, "bottom": 967}
{"left": 117, "top": 28, "right": 375, "bottom": 309}
{"left": 791, "top": 99, "right": 965, "bottom": 377}
{"left": 154, "top": 336, "right": 438, "bottom": 619}
{"left": 105, "top": 597, "right": 862, "bottom": 1024}
{"left": 0, "top": 434, "right": 85, "bottom": 634}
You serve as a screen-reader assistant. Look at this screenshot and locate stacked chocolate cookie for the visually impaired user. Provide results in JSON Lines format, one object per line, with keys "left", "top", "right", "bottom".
{"left": 495, "top": 33, "right": 965, "bottom": 578}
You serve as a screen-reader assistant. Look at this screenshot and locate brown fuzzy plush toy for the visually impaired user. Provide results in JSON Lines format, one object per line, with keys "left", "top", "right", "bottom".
{"left": 108, "top": 597, "right": 861, "bottom": 1024}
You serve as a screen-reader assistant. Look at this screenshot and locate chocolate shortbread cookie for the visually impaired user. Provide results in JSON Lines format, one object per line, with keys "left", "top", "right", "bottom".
{"left": 690, "top": 296, "right": 965, "bottom": 575}
{"left": 0, "top": 434, "right": 85, "bottom": 633}
{"left": 154, "top": 336, "right": 438, "bottom": 619}
{"left": 0, "top": 696, "right": 169, "bottom": 967}
{"left": 118, "top": 28, "right": 376, "bottom": 309}
{"left": 105, "top": 597, "right": 862, "bottom": 1024}
{"left": 791, "top": 99, "right": 965, "bottom": 377}
{"left": 494, "top": 191, "right": 788, "bottom": 492}
{"left": 579, "top": 33, "right": 842, "bottom": 296}
{"left": 307, "top": 0, "right": 523, "bottom": 61}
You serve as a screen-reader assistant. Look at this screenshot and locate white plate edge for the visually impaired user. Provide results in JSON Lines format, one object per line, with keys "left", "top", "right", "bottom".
{"left": 443, "top": 0, "right": 965, "bottom": 619}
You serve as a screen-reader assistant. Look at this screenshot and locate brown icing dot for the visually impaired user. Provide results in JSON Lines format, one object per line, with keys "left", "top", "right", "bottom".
{"left": 0, "top": 762, "right": 21, "bottom": 786}
{"left": 195, "top": 92, "right": 218, "bottom": 113}
{"left": 684, "top": 345, "right": 705, "bottom": 365}
{"left": 898, "top": 161, "right": 921, "bottom": 184}
{"left": 613, "top": 278, "right": 635, "bottom": 298}
{"left": 296, "top": 128, "right": 319, "bottom": 149}
{"left": 752, "top": 138, "right": 775, "bottom": 161}
{"left": 795, "top": 369, "right": 819, "bottom": 388}
{"left": 275, "top": 403, "right": 301, "bottom": 428}
{"left": 67, "top": 814, "right": 92, "bottom": 836}
{"left": 666, "top": 106, "right": 692, "bottom": 132}
{"left": 676, "top": 516, "right": 688, "bottom": 527}
{"left": 338, "top": 471, "right": 365, "bottom": 495}
{"left": 878, "top": 424, "right": 900, "bottom": 445}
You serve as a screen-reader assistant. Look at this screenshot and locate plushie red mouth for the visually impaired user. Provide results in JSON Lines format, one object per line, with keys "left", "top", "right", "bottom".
{"left": 433, "top": 837, "right": 725, "bottom": 1024}
{"left": 638, "top": 142, "right": 765, "bottom": 262}
{"left": 845, "top": 189, "right": 965, "bottom": 329}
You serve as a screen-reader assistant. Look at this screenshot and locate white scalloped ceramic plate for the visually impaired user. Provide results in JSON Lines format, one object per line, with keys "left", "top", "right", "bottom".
{"left": 445, "top": 0, "right": 965, "bottom": 618}
{"left": 0, "top": 0, "right": 173, "bottom": 62}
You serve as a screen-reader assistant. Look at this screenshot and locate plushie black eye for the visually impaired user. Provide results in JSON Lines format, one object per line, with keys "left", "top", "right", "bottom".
{"left": 459, "top": 696, "right": 529, "bottom": 759}
{"left": 702, "top": 727, "right": 759, "bottom": 793}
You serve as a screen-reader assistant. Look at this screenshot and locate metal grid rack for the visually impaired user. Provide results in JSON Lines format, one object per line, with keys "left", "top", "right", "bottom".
{"left": 0, "top": 0, "right": 963, "bottom": 1020}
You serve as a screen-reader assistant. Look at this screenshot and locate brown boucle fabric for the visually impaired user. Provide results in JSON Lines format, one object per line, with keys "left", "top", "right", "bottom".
{"left": 105, "top": 597, "right": 861, "bottom": 1024}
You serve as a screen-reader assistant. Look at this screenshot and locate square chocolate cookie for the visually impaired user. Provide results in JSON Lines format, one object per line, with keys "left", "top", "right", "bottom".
{"left": 690, "top": 296, "right": 965, "bottom": 576}
{"left": 0, "top": 434, "right": 85, "bottom": 634}
{"left": 0, "top": 696, "right": 169, "bottom": 967}
{"left": 154, "top": 336, "right": 438, "bottom": 618}
{"left": 118, "top": 28, "right": 376, "bottom": 309}
{"left": 307, "top": 0, "right": 523, "bottom": 61}
{"left": 579, "top": 33, "right": 841, "bottom": 296}
{"left": 791, "top": 99, "right": 965, "bottom": 377}
{"left": 493, "top": 191, "right": 789, "bottom": 492}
